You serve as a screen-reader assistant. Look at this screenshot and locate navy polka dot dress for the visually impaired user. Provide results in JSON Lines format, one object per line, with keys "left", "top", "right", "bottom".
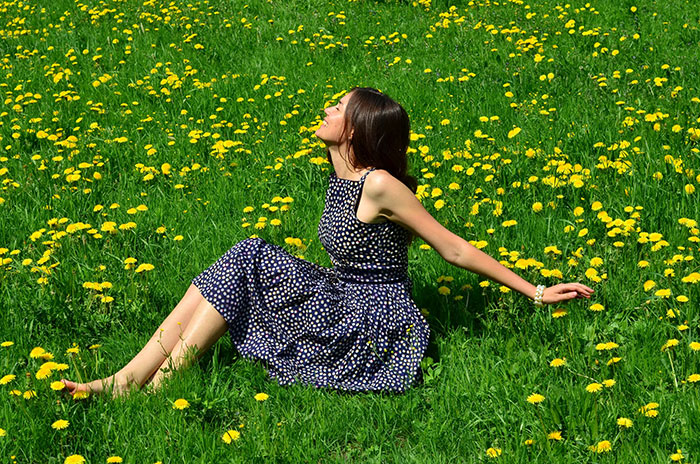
{"left": 191, "top": 168, "right": 429, "bottom": 393}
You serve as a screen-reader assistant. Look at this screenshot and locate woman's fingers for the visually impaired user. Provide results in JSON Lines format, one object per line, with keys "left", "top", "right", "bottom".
{"left": 543, "top": 283, "right": 595, "bottom": 304}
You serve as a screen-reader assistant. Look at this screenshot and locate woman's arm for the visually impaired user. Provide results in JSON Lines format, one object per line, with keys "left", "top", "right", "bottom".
{"left": 450, "top": 240, "right": 593, "bottom": 303}
{"left": 365, "top": 170, "right": 594, "bottom": 304}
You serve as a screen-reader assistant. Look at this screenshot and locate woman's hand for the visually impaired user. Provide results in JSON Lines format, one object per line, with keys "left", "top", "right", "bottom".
{"left": 542, "top": 283, "right": 594, "bottom": 305}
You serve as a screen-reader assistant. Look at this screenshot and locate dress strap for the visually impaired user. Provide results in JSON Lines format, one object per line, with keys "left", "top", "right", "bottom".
{"left": 359, "top": 167, "right": 376, "bottom": 184}
{"left": 353, "top": 167, "right": 376, "bottom": 215}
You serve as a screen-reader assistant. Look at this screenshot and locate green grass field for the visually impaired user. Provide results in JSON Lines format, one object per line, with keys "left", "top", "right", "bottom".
{"left": 1, "top": 0, "right": 700, "bottom": 461}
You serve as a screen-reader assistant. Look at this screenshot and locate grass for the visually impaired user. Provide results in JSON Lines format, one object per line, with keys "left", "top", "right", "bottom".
{"left": 1, "top": 0, "right": 700, "bottom": 461}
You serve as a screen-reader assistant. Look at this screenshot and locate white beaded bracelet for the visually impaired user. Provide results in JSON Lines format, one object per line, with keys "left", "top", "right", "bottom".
{"left": 534, "top": 285, "right": 545, "bottom": 307}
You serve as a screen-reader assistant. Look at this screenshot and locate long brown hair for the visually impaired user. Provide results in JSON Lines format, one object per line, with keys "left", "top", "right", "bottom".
{"left": 327, "top": 87, "right": 417, "bottom": 193}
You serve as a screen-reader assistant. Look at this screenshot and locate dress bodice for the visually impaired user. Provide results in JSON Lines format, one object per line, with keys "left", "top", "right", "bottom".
{"left": 317, "top": 168, "right": 412, "bottom": 284}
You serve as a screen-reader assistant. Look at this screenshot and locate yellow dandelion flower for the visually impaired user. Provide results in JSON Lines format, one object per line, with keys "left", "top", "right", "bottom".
{"left": 0, "top": 374, "right": 16, "bottom": 385}
{"left": 585, "top": 382, "right": 603, "bottom": 393}
{"left": 0, "top": 427, "right": 5, "bottom": 437}
{"left": 172, "top": 398, "right": 190, "bottom": 410}
{"left": 593, "top": 440, "right": 612, "bottom": 453}
{"left": 64, "top": 455, "right": 86, "bottom": 464}
{"left": 23, "top": 390, "right": 37, "bottom": 400}
{"left": 661, "top": 339, "right": 679, "bottom": 351}
{"left": 524, "top": 439, "right": 534, "bottom": 446}
{"left": 547, "top": 431, "right": 562, "bottom": 441}
{"left": 106, "top": 456, "right": 123, "bottom": 463}
{"left": 254, "top": 392, "right": 269, "bottom": 401}
{"left": 671, "top": 450, "right": 684, "bottom": 462}
{"left": 29, "top": 347, "right": 46, "bottom": 358}
{"left": 602, "top": 379, "right": 616, "bottom": 388}
{"left": 689, "top": 342, "right": 700, "bottom": 351}
{"left": 52, "top": 419, "right": 69, "bottom": 430}
{"left": 687, "top": 373, "right": 700, "bottom": 383}
{"left": 73, "top": 391, "right": 90, "bottom": 400}
{"left": 222, "top": 429, "right": 241, "bottom": 443}
{"left": 135, "top": 263, "right": 155, "bottom": 273}
{"left": 51, "top": 381, "right": 66, "bottom": 391}
{"left": 551, "top": 308, "right": 567, "bottom": 318}
{"left": 486, "top": 447, "right": 502, "bottom": 458}
{"left": 1, "top": 341, "right": 14, "bottom": 347}
{"left": 589, "top": 303, "right": 605, "bottom": 312}
{"left": 655, "top": 288, "right": 671, "bottom": 298}
{"left": 549, "top": 358, "right": 566, "bottom": 367}
{"left": 617, "top": 417, "right": 633, "bottom": 428}
{"left": 644, "top": 409, "right": 659, "bottom": 418}
{"left": 526, "top": 393, "right": 545, "bottom": 404}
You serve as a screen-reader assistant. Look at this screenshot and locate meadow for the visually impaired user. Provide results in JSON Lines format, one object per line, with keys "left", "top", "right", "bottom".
{"left": 1, "top": 0, "right": 699, "bottom": 461}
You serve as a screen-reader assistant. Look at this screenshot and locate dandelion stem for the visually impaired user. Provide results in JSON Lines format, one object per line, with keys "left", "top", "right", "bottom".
{"left": 667, "top": 350, "right": 678, "bottom": 389}
{"left": 535, "top": 407, "right": 551, "bottom": 452}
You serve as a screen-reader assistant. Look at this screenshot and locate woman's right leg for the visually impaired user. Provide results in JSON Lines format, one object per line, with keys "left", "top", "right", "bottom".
{"left": 62, "top": 283, "right": 205, "bottom": 396}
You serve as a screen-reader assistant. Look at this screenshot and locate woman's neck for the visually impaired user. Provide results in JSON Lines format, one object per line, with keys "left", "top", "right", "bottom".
{"left": 328, "top": 146, "right": 369, "bottom": 180}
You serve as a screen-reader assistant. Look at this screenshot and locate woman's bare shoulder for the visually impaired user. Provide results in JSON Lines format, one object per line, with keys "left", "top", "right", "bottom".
{"left": 364, "top": 168, "right": 409, "bottom": 197}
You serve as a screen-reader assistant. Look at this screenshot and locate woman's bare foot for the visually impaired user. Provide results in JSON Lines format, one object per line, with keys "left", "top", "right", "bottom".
{"left": 60, "top": 376, "right": 136, "bottom": 398}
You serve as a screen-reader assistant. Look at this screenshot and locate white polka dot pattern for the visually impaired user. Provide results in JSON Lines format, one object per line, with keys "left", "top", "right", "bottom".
{"left": 192, "top": 168, "right": 429, "bottom": 393}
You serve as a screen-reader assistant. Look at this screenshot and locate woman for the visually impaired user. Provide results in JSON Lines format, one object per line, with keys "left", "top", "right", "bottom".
{"left": 61, "top": 87, "right": 593, "bottom": 396}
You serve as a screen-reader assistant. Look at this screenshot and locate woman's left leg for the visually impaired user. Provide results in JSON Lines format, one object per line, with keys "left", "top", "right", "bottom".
{"left": 61, "top": 284, "right": 208, "bottom": 396}
{"left": 146, "top": 296, "right": 229, "bottom": 390}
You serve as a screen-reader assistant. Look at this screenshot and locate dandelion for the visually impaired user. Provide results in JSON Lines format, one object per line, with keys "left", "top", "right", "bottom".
{"left": 617, "top": 417, "right": 633, "bottom": 428}
{"left": 602, "top": 379, "right": 616, "bottom": 388}
{"left": 661, "top": 339, "right": 679, "bottom": 351}
{"left": 589, "top": 303, "right": 605, "bottom": 312}
{"left": 486, "top": 447, "right": 502, "bottom": 458}
{"left": 64, "top": 455, "right": 86, "bottom": 464}
{"left": 640, "top": 402, "right": 659, "bottom": 417}
{"left": 51, "top": 381, "right": 66, "bottom": 391}
{"left": 586, "top": 382, "right": 603, "bottom": 393}
{"left": 172, "top": 398, "right": 190, "bottom": 410}
{"left": 527, "top": 393, "right": 545, "bottom": 404}
{"left": 690, "top": 342, "right": 700, "bottom": 351}
{"left": 222, "top": 429, "right": 241, "bottom": 443}
{"left": 687, "top": 374, "right": 700, "bottom": 383}
{"left": 135, "top": 263, "right": 155, "bottom": 273}
{"left": 0, "top": 374, "right": 15, "bottom": 385}
{"left": 551, "top": 308, "right": 567, "bottom": 318}
{"left": 524, "top": 439, "right": 534, "bottom": 446}
{"left": 254, "top": 392, "right": 269, "bottom": 401}
{"left": 30, "top": 347, "right": 46, "bottom": 358}
{"left": 549, "top": 358, "right": 566, "bottom": 367}
{"left": 1, "top": 341, "right": 13, "bottom": 347}
{"left": 52, "top": 420, "right": 69, "bottom": 430}
{"left": 591, "top": 440, "right": 612, "bottom": 453}
{"left": 73, "top": 391, "right": 90, "bottom": 400}
{"left": 547, "top": 431, "right": 562, "bottom": 441}
{"left": 106, "top": 457, "right": 123, "bottom": 463}
{"left": 671, "top": 450, "right": 684, "bottom": 461}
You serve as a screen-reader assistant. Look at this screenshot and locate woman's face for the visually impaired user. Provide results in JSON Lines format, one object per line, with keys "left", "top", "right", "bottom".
{"left": 315, "top": 92, "right": 353, "bottom": 146}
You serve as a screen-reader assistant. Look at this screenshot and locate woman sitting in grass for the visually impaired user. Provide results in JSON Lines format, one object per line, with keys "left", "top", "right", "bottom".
{"left": 61, "top": 87, "right": 593, "bottom": 396}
